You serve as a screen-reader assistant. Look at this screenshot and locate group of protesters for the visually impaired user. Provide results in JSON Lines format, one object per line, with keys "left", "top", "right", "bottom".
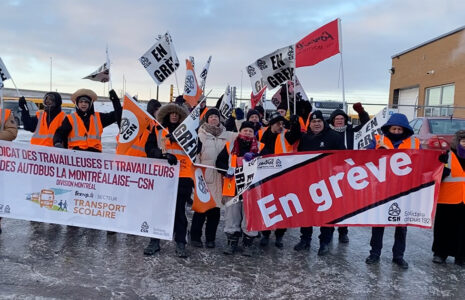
{"left": 0, "top": 83, "right": 464, "bottom": 270}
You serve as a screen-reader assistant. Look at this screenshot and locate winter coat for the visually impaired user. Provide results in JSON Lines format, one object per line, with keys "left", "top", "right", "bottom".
{"left": 329, "top": 109, "right": 370, "bottom": 150}
{"left": 0, "top": 111, "right": 18, "bottom": 141}
{"left": 198, "top": 124, "right": 238, "bottom": 207}
{"left": 366, "top": 113, "right": 414, "bottom": 149}
{"left": 298, "top": 126, "right": 346, "bottom": 151}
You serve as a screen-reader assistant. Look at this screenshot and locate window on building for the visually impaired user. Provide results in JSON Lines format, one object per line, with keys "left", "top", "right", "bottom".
{"left": 425, "top": 84, "right": 455, "bottom": 117}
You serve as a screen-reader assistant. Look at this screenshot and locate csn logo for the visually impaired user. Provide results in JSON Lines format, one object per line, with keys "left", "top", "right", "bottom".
{"left": 388, "top": 202, "right": 401, "bottom": 222}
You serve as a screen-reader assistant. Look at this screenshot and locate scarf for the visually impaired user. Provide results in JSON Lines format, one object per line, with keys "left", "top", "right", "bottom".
{"left": 329, "top": 124, "right": 347, "bottom": 133}
{"left": 231, "top": 134, "right": 259, "bottom": 156}
{"left": 457, "top": 144, "right": 465, "bottom": 159}
{"left": 202, "top": 123, "right": 223, "bottom": 137}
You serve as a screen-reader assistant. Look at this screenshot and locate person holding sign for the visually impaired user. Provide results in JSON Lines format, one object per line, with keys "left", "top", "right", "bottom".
{"left": 190, "top": 108, "right": 237, "bottom": 248}
{"left": 53, "top": 89, "right": 122, "bottom": 152}
{"left": 0, "top": 103, "right": 18, "bottom": 234}
{"left": 19, "top": 92, "right": 66, "bottom": 147}
{"left": 258, "top": 111, "right": 301, "bottom": 248}
{"left": 365, "top": 113, "right": 420, "bottom": 270}
{"left": 143, "top": 103, "right": 193, "bottom": 258}
{"left": 216, "top": 121, "right": 260, "bottom": 256}
{"left": 328, "top": 102, "right": 370, "bottom": 243}
{"left": 432, "top": 130, "right": 465, "bottom": 266}
{"left": 294, "top": 110, "right": 345, "bottom": 255}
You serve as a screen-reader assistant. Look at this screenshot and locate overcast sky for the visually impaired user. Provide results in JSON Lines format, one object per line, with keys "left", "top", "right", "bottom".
{"left": 1, "top": 0, "right": 465, "bottom": 110}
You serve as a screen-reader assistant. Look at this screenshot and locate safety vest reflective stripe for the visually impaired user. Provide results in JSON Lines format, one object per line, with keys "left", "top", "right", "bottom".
{"left": 129, "top": 144, "right": 145, "bottom": 153}
{"left": 377, "top": 135, "right": 419, "bottom": 149}
{"left": 223, "top": 141, "right": 237, "bottom": 197}
{"left": 31, "top": 111, "right": 66, "bottom": 142}
{"left": 68, "top": 114, "right": 101, "bottom": 142}
{"left": 443, "top": 152, "right": 465, "bottom": 182}
{"left": 0, "top": 109, "right": 11, "bottom": 131}
{"left": 157, "top": 127, "right": 193, "bottom": 179}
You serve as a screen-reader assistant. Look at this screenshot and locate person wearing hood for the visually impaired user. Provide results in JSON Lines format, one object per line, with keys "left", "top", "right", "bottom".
{"left": 122, "top": 99, "right": 161, "bottom": 157}
{"left": 19, "top": 92, "right": 66, "bottom": 147}
{"left": 432, "top": 130, "right": 465, "bottom": 266}
{"left": 365, "top": 113, "right": 420, "bottom": 270}
{"left": 216, "top": 121, "right": 261, "bottom": 256}
{"left": 190, "top": 108, "right": 238, "bottom": 249}
{"left": 294, "top": 110, "right": 345, "bottom": 256}
{"left": 246, "top": 109, "right": 264, "bottom": 139}
{"left": 327, "top": 102, "right": 370, "bottom": 243}
{"left": 258, "top": 111, "right": 301, "bottom": 248}
{"left": 143, "top": 103, "right": 193, "bottom": 258}
{"left": 53, "top": 89, "right": 122, "bottom": 152}
{"left": 0, "top": 102, "right": 18, "bottom": 234}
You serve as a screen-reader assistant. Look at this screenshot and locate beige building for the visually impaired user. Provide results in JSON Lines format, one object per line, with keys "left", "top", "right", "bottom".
{"left": 389, "top": 25, "right": 465, "bottom": 120}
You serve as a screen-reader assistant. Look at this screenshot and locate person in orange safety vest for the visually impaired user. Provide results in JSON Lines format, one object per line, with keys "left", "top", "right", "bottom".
{"left": 432, "top": 130, "right": 465, "bottom": 265}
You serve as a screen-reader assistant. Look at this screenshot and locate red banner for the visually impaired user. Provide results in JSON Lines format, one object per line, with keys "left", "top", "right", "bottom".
{"left": 243, "top": 150, "right": 443, "bottom": 231}
{"left": 295, "top": 19, "right": 340, "bottom": 68}
{"left": 250, "top": 86, "right": 266, "bottom": 109}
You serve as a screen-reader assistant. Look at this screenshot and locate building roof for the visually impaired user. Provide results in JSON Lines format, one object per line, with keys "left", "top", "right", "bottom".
{"left": 391, "top": 25, "right": 465, "bottom": 59}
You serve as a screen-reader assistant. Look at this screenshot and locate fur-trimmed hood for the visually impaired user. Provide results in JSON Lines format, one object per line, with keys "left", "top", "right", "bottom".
{"left": 156, "top": 103, "right": 189, "bottom": 126}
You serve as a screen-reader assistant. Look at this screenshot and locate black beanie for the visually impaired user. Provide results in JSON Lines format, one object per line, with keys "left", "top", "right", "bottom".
{"left": 147, "top": 99, "right": 161, "bottom": 116}
{"left": 240, "top": 121, "right": 255, "bottom": 131}
{"left": 310, "top": 110, "right": 325, "bottom": 122}
{"left": 246, "top": 109, "right": 260, "bottom": 121}
{"left": 204, "top": 108, "right": 221, "bottom": 121}
{"left": 255, "top": 105, "right": 264, "bottom": 116}
{"left": 277, "top": 101, "right": 288, "bottom": 111}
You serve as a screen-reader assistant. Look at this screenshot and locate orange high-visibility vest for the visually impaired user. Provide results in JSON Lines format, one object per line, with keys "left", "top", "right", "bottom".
{"left": 258, "top": 128, "right": 294, "bottom": 154}
{"left": 125, "top": 120, "right": 157, "bottom": 157}
{"left": 157, "top": 127, "right": 194, "bottom": 179}
{"left": 222, "top": 141, "right": 237, "bottom": 197}
{"left": 67, "top": 112, "right": 103, "bottom": 151}
{"left": 30, "top": 111, "right": 66, "bottom": 146}
{"left": 257, "top": 127, "right": 267, "bottom": 140}
{"left": 374, "top": 135, "right": 419, "bottom": 150}
{"left": 438, "top": 151, "right": 465, "bottom": 204}
{"left": 0, "top": 109, "right": 12, "bottom": 131}
{"left": 299, "top": 116, "right": 307, "bottom": 133}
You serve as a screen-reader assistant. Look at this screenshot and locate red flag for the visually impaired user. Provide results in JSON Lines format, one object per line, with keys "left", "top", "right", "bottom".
{"left": 295, "top": 19, "right": 340, "bottom": 68}
{"left": 250, "top": 86, "right": 266, "bottom": 109}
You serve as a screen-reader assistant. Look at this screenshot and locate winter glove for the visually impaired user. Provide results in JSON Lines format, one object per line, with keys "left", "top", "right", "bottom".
{"left": 235, "top": 108, "right": 245, "bottom": 120}
{"left": 54, "top": 143, "right": 64, "bottom": 148}
{"left": 226, "top": 167, "right": 235, "bottom": 178}
{"left": 438, "top": 151, "right": 449, "bottom": 164}
{"left": 165, "top": 133, "right": 177, "bottom": 144}
{"left": 243, "top": 152, "right": 255, "bottom": 162}
{"left": 353, "top": 102, "right": 365, "bottom": 114}
{"left": 149, "top": 148, "right": 163, "bottom": 159}
{"left": 19, "top": 96, "right": 28, "bottom": 111}
{"left": 109, "top": 89, "right": 120, "bottom": 103}
{"left": 165, "top": 153, "right": 178, "bottom": 165}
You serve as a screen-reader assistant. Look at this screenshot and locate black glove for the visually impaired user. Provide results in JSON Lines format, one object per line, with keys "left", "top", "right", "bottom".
{"left": 165, "top": 153, "right": 178, "bottom": 165}
{"left": 290, "top": 114, "right": 299, "bottom": 124}
{"left": 438, "top": 151, "right": 449, "bottom": 164}
{"left": 109, "top": 89, "right": 120, "bottom": 103}
{"left": 166, "top": 133, "right": 177, "bottom": 143}
{"left": 149, "top": 148, "right": 163, "bottom": 159}
{"left": 19, "top": 96, "right": 28, "bottom": 111}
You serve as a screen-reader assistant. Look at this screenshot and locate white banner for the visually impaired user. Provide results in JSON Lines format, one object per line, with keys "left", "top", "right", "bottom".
{"left": 246, "top": 45, "right": 295, "bottom": 95}
{"left": 172, "top": 98, "right": 203, "bottom": 162}
{"left": 0, "top": 141, "right": 179, "bottom": 240}
{"left": 219, "top": 85, "right": 233, "bottom": 119}
{"left": 83, "top": 62, "right": 110, "bottom": 83}
{"left": 353, "top": 107, "right": 398, "bottom": 149}
{"left": 199, "top": 55, "right": 212, "bottom": 92}
{"left": 139, "top": 32, "right": 180, "bottom": 85}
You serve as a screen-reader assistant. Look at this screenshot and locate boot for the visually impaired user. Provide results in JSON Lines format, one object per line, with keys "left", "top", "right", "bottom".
{"left": 176, "top": 242, "right": 188, "bottom": 258}
{"left": 224, "top": 233, "right": 239, "bottom": 255}
{"left": 260, "top": 235, "right": 270, "bottom": 247}
{"left": 339, "top": 233, "right": 349, "bottom": 243}
{"left": 318, "top": 243, "right": 330, "bottom": 256}
{"left": 242, "top": 235, "right": 255, "bottom": 257}
{"left": 275, "top": 235, "right": 284, "bottom": 249}
{"left": 0, "top": 217, "right": 2, "bottom": 234}
{"left": 294, "top": 239, "right": 310, "bottom": 251}
{"left": 143, "top": 238, "right": 160, "bottom": 256}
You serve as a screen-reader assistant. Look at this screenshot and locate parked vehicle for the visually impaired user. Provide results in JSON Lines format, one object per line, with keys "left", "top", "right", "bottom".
{"left": 2, "top": 100, "right": 38, "bottom": 127}
{"left": 409, "top": 117, "right": 465, "bottom": 150}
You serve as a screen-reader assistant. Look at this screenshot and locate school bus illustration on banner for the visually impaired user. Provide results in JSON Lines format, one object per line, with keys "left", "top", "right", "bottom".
{"left": 39, "top": 189, "right": 55, "bottom": 208}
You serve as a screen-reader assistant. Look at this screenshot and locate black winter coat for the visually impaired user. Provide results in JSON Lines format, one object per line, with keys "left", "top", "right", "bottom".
{"left": 298, "top": 127, "right": 346, "bottom": 151}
